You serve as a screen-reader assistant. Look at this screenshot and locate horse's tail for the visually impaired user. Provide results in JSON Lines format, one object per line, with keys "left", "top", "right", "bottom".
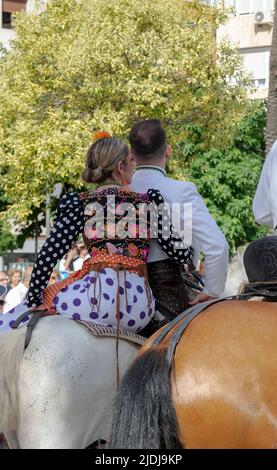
{"left": 108, "top": 346, "right": 183, "bottom": 449}
{"left": 0, "top": 327, "right": 26, "bottom": 430}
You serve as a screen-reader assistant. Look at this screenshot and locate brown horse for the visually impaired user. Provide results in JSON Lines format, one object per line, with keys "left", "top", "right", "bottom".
{"left": 108, "top": 300, "right": 277, "bottom": 449}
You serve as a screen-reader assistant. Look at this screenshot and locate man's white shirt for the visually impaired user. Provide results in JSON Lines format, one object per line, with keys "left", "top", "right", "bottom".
{"left": 253, "top": 140, "right": 277, "bottom": 229}
{"left": 131, "top": 167, "right": 229, "bottom": 297}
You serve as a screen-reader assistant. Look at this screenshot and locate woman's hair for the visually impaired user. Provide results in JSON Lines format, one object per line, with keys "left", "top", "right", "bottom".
{"left": 8, "top": 269, "right": 22, "bottom": 279}
{"left": 82, "top": 137, "right": 129, "bottom": 184}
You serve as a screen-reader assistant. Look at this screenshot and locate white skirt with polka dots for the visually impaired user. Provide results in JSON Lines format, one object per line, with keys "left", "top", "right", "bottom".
{"left": 0, "top": 269, "right": 155, "bottom": 334}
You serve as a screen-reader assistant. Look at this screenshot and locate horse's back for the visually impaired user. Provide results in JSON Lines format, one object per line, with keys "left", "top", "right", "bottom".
{"left": 173, "top": 301, "right": 277, "bottom": 448}
{"left": 17, "top": 316, "right": 139, "bottom": 448}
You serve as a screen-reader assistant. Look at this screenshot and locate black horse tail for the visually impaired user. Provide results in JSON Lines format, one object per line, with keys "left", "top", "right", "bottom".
{"left": 107, "top": 347, "right": 183, "bottom": 449}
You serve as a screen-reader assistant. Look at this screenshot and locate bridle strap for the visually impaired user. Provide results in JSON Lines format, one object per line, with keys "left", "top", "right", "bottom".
{"left": 151, "top": 292, "right": 270, "bottom": 353}
{"left": 12, "top": 309, "right": 47, "bottom": 349}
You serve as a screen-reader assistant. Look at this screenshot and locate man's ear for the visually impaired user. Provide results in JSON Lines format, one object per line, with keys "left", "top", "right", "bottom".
{"left": 165, "top": 144, "right": 171, "bottom": 160}
{"left": 130, "top": 149, "right": 136, "bottom": 161}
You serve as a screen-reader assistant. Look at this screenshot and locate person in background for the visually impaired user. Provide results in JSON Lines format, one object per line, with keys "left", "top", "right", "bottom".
{"left": 73, "top": 245, "right": 89, "bottom": 271}
{"left": 8, "top": 269, "right": 22, "bottom": 289}
{"left": 0, "top": 273, "right": 9, "bottom": 314}
{"left": 3, "top": 267, "right": 32, "bottom": 314}
{"left": 0, "top": 298, "right": 4, "bottom": 314}
{"left": 0, "top": 271, "right": 10, "bottom": 292}
{"left": 58, "top": 245, "right": 79, "bottom": 279}
{"left": 48, "top": 270, "right": 60, "bottom": 286}
{"left": 253, "top": 140, "right": 277, "bottom": 230}
{"left": 0, "top": 286, "right": 7, "bottom": 314}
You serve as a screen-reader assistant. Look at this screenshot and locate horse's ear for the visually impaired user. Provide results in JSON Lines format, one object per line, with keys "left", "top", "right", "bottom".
{"left": 0, "top": 285, "right": 7, "bottom": 297}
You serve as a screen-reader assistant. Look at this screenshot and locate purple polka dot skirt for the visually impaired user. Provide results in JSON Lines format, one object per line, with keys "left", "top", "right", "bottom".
{"left": 0, "top": 270, "right": 155, "bottom": 335}
{"left": 54, "top": 269, "right": 155, "bottom": 332}
{"left": 0, "top": 300, "right": 31, "bottom": 333}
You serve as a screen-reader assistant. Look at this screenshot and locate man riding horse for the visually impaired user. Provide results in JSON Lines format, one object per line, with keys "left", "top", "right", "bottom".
{"left": 244, "top": 139, "right": 277, "bottom": 294}
{"left": 108, "top": 137, "right": 277, "bottom": 450}
{"left": 130, "top": 119, "right": 229, "bottom": 320}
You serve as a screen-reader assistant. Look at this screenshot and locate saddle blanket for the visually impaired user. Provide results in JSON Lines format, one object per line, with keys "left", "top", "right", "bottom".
{"left": 76, "top": 320, "right": 145, "bottom": 346}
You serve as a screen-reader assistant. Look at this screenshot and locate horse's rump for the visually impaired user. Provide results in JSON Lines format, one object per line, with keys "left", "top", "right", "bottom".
{"left": 172, "top": 301, "right": 277, "bottom": 448}
{"left": 109, "top": 301, "right": 277, "bottom": 449}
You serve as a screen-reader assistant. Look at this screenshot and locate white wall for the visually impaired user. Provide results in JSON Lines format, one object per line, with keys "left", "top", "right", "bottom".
{"left": 0, "top": 27, "right": 15, "bottom": 48}
{"left": 26, "top": 0, "right": 47, "bottom": 14}
{"left": 218, "top": 0, "right": 274, "bottom": 97}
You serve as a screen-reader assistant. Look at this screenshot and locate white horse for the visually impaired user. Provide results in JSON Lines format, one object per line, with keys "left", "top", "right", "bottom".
{"left": 224, "top": 248, "right": 248, "bottom": 296}
{"left": 0, "top": 315, "right": 140, "bottom": 448}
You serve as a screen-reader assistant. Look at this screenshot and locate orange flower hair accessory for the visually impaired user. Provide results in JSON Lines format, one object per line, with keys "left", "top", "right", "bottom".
{"left": 92, "top": 131, "right": 112, "bottom": 142}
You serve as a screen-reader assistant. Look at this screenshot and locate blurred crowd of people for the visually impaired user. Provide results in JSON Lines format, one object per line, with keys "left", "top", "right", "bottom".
{"left": 0, "top": 244, "right": 89, "bottom": 314}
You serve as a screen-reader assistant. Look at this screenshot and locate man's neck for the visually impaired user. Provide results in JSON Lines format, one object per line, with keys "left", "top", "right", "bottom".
{"left": 135, "top": 164, "right": 166, "bottom": 176}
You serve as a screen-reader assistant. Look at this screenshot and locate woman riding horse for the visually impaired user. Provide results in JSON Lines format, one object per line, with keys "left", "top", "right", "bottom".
{"left": 0, "top": 132, "right": 193, "bottom": 448}
{"left": 0, "top": 132, "right": 192, "bottom": 335}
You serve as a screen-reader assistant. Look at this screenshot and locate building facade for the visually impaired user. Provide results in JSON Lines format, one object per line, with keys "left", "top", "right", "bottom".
{"left": 1, "top": 0, "right": 273, "bottom": 97}
{"left": 0, "top": 0, "right": 46, "bottom": 47}
{"left": 217, "top": 0, "right": 275, "bottom": 98}
{"left": 0, "top": 0, "right": 27, "bottom": 48}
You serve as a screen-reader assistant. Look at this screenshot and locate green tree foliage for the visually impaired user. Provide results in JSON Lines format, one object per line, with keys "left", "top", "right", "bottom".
{"left": 0, "top": 182, "right": 18, "bottom": 255}
{"left": 0, "top": 0, "right": 251, "bottom": 223}
{"left": 175, "top": 100, "right": 267, "bottom": 252}
{"left": 0, "top": 230, "right": 17, "bottom": 256}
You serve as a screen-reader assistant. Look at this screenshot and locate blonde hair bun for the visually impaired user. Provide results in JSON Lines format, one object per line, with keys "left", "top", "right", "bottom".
{"left": 91, "top": 167, "right": 103, "bottom": 182}
{"left": 82, "top": 136, "right": 129, "bottom": 184}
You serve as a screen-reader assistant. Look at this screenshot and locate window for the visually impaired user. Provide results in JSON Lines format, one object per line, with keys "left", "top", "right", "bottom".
{"left": 253, "top": 0, "right": 263, "bottom": 10}
{"left": 206, "top": 0, "right": 274, "bottom": 11}
{"left": 241, "top": 48, "right": 269, "bottom": 88}
{"left": 200, "top": 0, "right": 218, "bottom": 5}
{"left": 238, "top": 0, "right": 251, "bottom": 14}
{"left": 224, "top": 0, "right": 236, "bottom": 7}
{"left": 2, "top": 11, "right": 12, "bottom": 29}
{"left": 1, "top": 1, "right": 27, "bottom": 29}
{"left": 234, "top": 0, "right": 274, "bottom": 15}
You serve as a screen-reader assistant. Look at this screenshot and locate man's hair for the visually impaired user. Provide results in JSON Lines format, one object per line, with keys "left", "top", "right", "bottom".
{"left": 129, "top": 119, "right": 167, "bottom": 161}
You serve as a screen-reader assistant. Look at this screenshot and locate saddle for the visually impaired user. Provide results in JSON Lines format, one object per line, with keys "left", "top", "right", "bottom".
{"left": 13, "top": 258, "right": 204, "bottom": 349}
{"left": 147, "top": 259, "right": 203, "bottom": 321}
{"left": 137, "top": 259, "right": 203, "bottom": 337}
{"left": 242, "top": 236, "right": 277, "bottom": 298}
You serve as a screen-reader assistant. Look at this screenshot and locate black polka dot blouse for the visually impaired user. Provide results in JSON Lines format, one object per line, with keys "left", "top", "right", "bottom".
{"left": 26, "top": 189, "right": 193, "bottom": 307}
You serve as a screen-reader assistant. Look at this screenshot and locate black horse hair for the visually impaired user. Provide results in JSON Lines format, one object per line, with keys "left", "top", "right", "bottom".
{"left": 107, "top": 347, "right": 183, "bottom": 449}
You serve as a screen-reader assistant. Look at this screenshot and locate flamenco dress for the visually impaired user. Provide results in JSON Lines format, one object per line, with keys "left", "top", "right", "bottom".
{"left": 0, "top": 187, "right": 192, "bottom": 334}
